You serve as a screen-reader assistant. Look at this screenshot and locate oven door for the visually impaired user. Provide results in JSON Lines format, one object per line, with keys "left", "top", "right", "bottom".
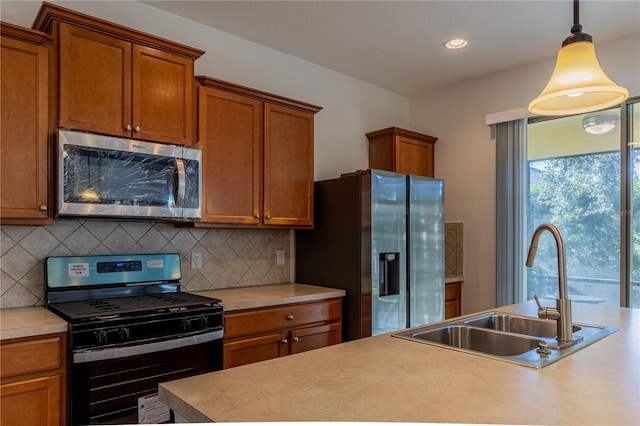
{"left": 57, "top": 129, "right": 201, "bottom": 220}
{"left": 70, "top": 330, "right": 222, "bottom": 425}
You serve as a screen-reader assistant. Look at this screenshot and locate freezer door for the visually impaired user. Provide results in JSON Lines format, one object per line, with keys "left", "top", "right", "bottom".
{"left": 370, "top": 170, "right": 407, "bottom": 335}
{"left": 408, "top": 176, "right": 444, "bottom": 326}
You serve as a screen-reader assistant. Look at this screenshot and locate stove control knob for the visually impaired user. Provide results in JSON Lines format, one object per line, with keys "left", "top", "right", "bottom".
{"left": 95, "top": 329, "right": 108, "bottom": 344}
{"left": 181, "top": 318, "right": 192, "bottom": 331}
{"left": 119, "top": 327, "right": 131, "bottom": 340}
{"left": 199, "top": 316, "right": 209, "bottom": 328}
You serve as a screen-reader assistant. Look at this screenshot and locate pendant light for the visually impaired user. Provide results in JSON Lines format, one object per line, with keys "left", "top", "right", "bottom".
{"left": 528, "top": 0, "right": 628, "bottom": 116}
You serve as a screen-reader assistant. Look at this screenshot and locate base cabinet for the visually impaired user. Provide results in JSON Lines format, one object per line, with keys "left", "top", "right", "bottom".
{"left": 0, "top": 333, "right": 67, "bottom": 426}
{"left": 445, "top": 281, "right": 462, "bottom": 319}
{"left": 223, "top": 298, "right": 342, "bottom": 369}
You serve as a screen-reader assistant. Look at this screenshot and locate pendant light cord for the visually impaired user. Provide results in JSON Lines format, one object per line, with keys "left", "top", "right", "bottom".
{"left": 571, "top": 0, "right": 582, "bottom": 34}
{"left": 564, "top": 0, "right": 592, "bottom": 45}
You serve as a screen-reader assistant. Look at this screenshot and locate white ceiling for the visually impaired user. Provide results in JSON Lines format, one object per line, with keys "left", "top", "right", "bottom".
{"left": 141, "top": 1, "right": 640, "bottom": 98}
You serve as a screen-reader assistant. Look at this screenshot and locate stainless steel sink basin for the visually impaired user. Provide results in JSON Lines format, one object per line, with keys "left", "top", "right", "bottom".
{"left": 464, "top": 313, "right": 581, "bottom": 338}
{"left": 393, "top": 311, "right": 618, "bottom": 368}
{"left": 411, "top": 325, "right": 544, "bottom": 356}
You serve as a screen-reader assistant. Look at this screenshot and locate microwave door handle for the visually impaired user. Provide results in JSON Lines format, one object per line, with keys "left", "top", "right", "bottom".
{"left": 175, "top": 158, "right": 186, "bottom": 206}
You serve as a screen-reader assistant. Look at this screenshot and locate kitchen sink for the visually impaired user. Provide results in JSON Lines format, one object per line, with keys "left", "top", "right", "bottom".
{"left": 411, "top": 325, "right": 544, "bottom": 356}
{"left": 393, "top": 311, "right": 618, "bottom": 368}
{"left": 463, "top": 312, "right": 581, "bottom": 338}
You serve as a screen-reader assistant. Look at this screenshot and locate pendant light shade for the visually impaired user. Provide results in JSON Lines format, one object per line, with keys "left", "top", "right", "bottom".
{"left": 528, "top": 0, "right": 628, "bottom": 116}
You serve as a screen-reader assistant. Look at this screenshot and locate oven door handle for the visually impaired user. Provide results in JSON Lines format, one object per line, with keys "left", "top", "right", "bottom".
{"left": 72, "top": 329, "right": 223, "bottom": 364}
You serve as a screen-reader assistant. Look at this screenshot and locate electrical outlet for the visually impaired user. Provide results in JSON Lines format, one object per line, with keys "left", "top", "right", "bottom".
{"left": 191, "top": 252, "right": 202, "bottom": 269}
{"left": 276, "top": 250, "right": 285, "bottom": 266}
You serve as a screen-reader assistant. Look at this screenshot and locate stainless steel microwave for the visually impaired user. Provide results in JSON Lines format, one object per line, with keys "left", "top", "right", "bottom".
{"left": 57, "top": 130, "right": 201, "bottom": 220}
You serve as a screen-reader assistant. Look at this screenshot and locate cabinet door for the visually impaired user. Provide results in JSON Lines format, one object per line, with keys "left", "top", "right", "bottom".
{"left": 0, "top": 34, "right": 50, "bottom": 223}
{"left": 223, "top": 332, "right": 288, "bottom": 369}
{"left": 263, "top": 104, "right": 314, "bottom": 227}
{"left": 198, "top": 87, "right": 262, "bottom": 224}
{"left": 290, "top": 323, "right": 342, "bottom": 355}
{"left": 58, "top": 23, "right": 131, "bottom": 137}
{"left": 445, "top": 282, "right": 462, "bottom": 319}
{"left": 1, "top": 375, "right": 61, "bottom": 426}
{"left": 395, "top": 136, "right": 434, "bottom": 177}
{"left": 133, "top": 45, "right": 194, "bottom": 145}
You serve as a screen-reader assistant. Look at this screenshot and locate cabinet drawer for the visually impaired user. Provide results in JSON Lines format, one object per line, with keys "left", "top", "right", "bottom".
{"left": 224, "top": 298, "right": 342, "bottom": 339}
{"left": 0, "top": 336, "right": 63, "bottom": 378}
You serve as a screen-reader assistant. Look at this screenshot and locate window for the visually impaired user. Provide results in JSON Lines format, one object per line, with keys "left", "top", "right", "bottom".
{"left": 527, "top": 111, "right": 621, "bottom": 306}
{"left": 496, "top": 97, "right": 640, "bottom": 308}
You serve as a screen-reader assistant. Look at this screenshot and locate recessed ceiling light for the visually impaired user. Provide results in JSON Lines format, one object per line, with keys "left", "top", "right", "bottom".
{"left": 445, "top": 38, "right": 468, "bottom": 49}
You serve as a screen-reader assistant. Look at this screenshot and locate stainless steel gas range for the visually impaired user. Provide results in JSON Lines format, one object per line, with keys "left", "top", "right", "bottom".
{"left": 45, "top": 253, "right": 223, "bottom": 425}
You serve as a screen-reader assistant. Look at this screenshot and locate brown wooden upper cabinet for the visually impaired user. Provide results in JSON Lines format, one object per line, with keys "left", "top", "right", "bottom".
{"left": 197, "top": 77, "right": 322, "bottom": 228}
{"left": 33, "top": 2, "right": 204, "bottom": 146}
{"left": 0, "top": 22, "right": 52, "bottom": 225}
{"left": 367, "top": 127, "right": 438, "bottom": 177}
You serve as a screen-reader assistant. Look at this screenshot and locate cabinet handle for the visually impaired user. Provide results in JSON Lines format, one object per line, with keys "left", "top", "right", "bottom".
{"left": 266, "top": 214, "right": 272, "bottom": 220}
{"left": 125, "top": 124, "right": 132, "bottom": 131}
{"left": 134, "top": 126, "right": 141, "bottom": 132}
{"left": 287, "top": 315, "right": 294, "bottom": 320}
{"left": 39, "top": 205, "right": 47, "bottom": 211}
{"left": 293, "top": 337, "right": 299, "bottom": 343}
{"left": 281, "top": 339, "right": 288, "bottom": 344}
{"left": 255, "top": 214, "right": 261, "bottom": 219}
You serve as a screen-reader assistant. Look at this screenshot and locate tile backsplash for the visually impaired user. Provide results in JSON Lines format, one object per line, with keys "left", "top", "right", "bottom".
{"left": 445, "top": 222, "right": 464, "bottom": 278}
{"left": 0, "top": 220, "right": 290, "bottom": 308}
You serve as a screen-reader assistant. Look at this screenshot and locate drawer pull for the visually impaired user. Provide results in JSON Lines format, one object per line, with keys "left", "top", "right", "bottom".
{"left": 281, "top": 339, "right": 288, "bottom": 344}
{"left": 287, "top": 315, "right": 294, "bottom": 320}
{"left": 293, "top": 337, "right": 299, "bottom": 343}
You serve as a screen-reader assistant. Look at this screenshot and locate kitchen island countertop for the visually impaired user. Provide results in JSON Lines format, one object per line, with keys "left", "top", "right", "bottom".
{"left": 160, "top": 300, "right": 639, "bottom": 425}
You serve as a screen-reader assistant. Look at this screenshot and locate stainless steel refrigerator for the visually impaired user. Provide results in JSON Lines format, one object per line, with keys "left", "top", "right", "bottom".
{"left": 295, "top": 169, "right": 444, "bottom": 341}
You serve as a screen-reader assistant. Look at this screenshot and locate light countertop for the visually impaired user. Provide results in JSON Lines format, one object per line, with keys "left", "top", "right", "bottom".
{"left": 0, "top": 306, "right": 68, "bottom": 340}
{"left": 193, "top": 283, "right": 346, "bottom": 311}
{"left": 159, "top": 300, "right": 640, "bottom": 425}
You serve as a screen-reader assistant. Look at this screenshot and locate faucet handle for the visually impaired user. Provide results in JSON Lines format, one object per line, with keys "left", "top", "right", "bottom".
{"left": 533, "top": 294, "right": 543, "bottom": 310}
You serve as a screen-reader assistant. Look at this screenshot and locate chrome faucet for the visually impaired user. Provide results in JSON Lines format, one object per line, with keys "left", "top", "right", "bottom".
{"left": 525, "top": 223, "right": 575, "bottom": 344}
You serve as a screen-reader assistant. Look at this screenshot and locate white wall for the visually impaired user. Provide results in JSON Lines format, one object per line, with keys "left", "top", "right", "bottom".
{"left": 410, "top": 34, "right": 640, "bottom": 314}
{"left": 0, "top": 0, "right": 411, "bottom": 181}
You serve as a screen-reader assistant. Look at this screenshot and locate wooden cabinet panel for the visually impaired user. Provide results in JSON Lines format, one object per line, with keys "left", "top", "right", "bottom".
{"left": 0, "top": 336, "right": 62, "bottom": 378}
{"left": 445, "top": 282, "right": 462, "bottom": 319}
{"left": 0, "top": 332, "right": 67, "bottom": 426}
{"left": 395, "top": 135, "right": 434, "bottom": 177}
{"left": 223, "top": 298, "right": 343, "bottom": 368}
{"left": 290, "top": 322, "right": 342, "bottom": 354}
{"left": 0, "top": 23, "right": 51, "bottom": 224}
{"left": 224, "top": 299, "right": 342, "bottom": 339}
{"left": 133, "top": 45, "right": 194, "bottom": 145}
{"left": 367, "top": 127, "right": 437, "bottom": 178}
{"left": 198, "top": 86, "right": 262, "bottom": 224}
{"left": 35, "top": 3, "right": 204, "bottom": 146}
{"left": 264, "top": 104, "right": 314, "bottom": 227}
{"left": 58, "top": 22, "right": 131, "bottom": 137}
{"left": 195, "top": 77, "right": 321, "bottom": 229}
{"left": 1, "top": 375, "right": 61, "bottom": 426}
{"left": 223, "top": 332, "right": 287, "bottom": 369}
